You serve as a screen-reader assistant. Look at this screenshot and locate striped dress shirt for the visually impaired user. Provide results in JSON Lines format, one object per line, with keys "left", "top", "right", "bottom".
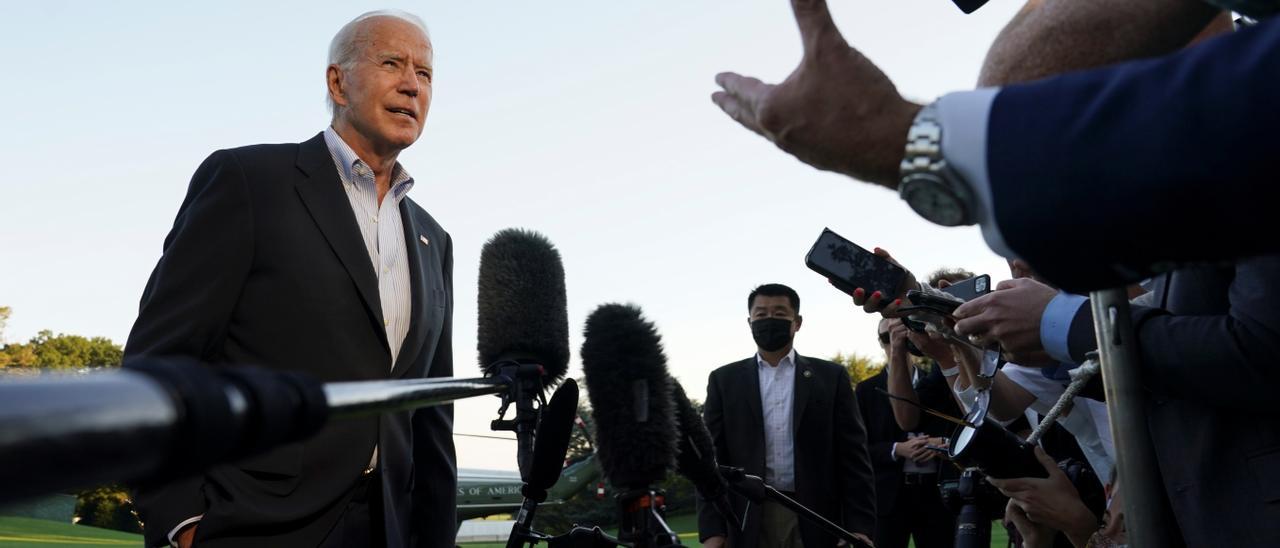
{"left": 323, "top": 126, "right": 415, "bottom": 366}
{"left": 757, "top": 349, "right": 797, "bottom": 492}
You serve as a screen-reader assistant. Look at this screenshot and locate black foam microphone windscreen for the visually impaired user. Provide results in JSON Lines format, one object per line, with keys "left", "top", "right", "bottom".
{"left": 670, "top": 380, "right": 726, "bottom": 497}
{"left": 580, "top": 303, "right": 677, "bottom": 489}
{"left": 529, "top": 379, "right": 580, "bottom": 492}
{"left": 476, "top": 228, "right": 570, "bottom": 384}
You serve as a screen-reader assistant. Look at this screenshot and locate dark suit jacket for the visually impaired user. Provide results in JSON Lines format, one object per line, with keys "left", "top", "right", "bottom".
{"left": 124, "top": 133, "right": 456, "bottom": 548}
{"left": 1058, "top": 256, "right": 1280, "bottom": 547}
{"left": 854, "top": 367, "right": 959, "bottom": 517}
{"left": 698, "top": 354, "right": 875, "bottom": 547}
{"left": 984, "top": 16, "right": 1280, "bottom": 292}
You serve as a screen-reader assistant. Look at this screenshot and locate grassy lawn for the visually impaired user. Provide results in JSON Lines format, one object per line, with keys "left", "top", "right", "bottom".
{"left": 0, "top": 516, "right": 142, "bottom": 547}
{"left": 460, "top": 512, "right": 1011, "bottom": 546}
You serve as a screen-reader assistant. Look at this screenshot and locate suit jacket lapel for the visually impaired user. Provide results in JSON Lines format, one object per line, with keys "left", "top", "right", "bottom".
{"left": 392, "top": 201, "right": 431, "bottom": 378}
{"left": 741, "top": 358, "right": 764, "bottom": 431}
{"left": 293, "top": 133, "right": 388, "bottom": 348}
{"left": 792, "top": 354, "right": 812, "bottom": 437}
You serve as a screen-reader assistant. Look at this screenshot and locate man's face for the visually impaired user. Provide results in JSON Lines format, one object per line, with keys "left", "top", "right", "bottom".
{"left": 330, "top": 17, "right": 433, "bottom": 154}
{"left": 748, "top": 295, "right": 801, "bottom": 336}
{"left": 877, "top": 318, "right": 891, "bottom": 352}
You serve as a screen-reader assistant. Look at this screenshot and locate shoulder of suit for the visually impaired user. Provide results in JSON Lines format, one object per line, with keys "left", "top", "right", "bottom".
{"left": 797, "top": 355, "right": 845, "bottom": 373}
{"left": 709, "top": 357, "right": 756, "bottom": 378}
{"left": 214, "top": 141, "right": 301, "bottom": 165}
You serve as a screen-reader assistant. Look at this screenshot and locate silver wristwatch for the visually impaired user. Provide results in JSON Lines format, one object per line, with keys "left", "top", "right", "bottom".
{"left": 898, "top": 102, "right": 976, "bottom": 227}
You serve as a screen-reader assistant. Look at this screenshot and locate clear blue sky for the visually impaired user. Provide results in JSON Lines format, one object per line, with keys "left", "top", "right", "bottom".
{"left": 0, "top": 1, "right": 1020, "bottom": 470}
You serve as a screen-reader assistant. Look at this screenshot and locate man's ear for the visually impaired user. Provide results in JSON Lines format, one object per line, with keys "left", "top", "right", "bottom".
{"left": 327, "top": 65, "right": 348, "bottom": 109}
{"left": 793, "top": 315, "right": 803, "bottom": 331}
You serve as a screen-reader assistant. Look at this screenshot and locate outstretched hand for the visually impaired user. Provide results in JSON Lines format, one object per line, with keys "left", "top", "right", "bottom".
{"left": 711, "top": 0, "right": 922, "bottom": 187}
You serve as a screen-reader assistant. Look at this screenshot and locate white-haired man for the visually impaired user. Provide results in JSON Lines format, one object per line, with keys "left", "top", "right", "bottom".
{"left": 125, "top": 10, "right": 455, "bottom": 548}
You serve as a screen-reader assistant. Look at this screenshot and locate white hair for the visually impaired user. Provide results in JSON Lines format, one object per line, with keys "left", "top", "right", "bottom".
{"left": 326, "top": 9, "right": 431, "bottom": 117}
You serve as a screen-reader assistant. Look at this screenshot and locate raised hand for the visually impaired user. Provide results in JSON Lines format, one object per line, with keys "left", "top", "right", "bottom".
{"left": 712, "top": 0, "right": 923, "bottom": 188}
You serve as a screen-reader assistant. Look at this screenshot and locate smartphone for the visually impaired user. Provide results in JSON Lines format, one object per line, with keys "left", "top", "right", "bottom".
{"left": 940, "top": 274, "right": 991, "bottom": 303}
{"left": 805, "top": 228, "right": 906, "bottom": 299}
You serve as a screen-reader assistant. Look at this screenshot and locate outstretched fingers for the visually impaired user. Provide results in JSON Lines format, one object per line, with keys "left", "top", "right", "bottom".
{"left": 790, "top": 0, "right": 847, "bottom": 55}
{"left": 712, "top": 72, "right": 772, "bottom": 136}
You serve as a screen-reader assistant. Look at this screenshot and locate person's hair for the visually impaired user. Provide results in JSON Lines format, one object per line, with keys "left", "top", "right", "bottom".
{"left": 926, "top": 267, "right": 974, "bottom": 288}
{"left": 326, "top": 10, "right": 431, "bottom": 117}
{"left": 748, "top": 283, "right": 800, "bottom": 313}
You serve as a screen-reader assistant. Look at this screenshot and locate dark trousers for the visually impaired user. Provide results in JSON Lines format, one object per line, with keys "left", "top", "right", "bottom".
{"left": 874, "top": 475, "right": 955, "bottom": 548}
{"left": 319, "top": 471, "right": 386, "bottom": 548}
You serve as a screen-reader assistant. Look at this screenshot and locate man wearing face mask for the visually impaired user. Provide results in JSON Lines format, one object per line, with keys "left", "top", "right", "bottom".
{"left": 699, "top": 283, "right": 876, "bottom": 548}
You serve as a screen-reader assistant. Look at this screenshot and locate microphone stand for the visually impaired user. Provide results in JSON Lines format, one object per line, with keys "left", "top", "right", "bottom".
{"left": 615, "top": 487, "right": 682, "bottom": 548}
{"left": 486, "top": 361, "right": 549, "bottom": 481}
{"left": 718, "top": 466, "right": 872, "bottom": 548}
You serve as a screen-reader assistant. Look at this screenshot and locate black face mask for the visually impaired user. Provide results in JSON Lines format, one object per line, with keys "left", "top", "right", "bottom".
{"left": 751, "top": 318, "right": 794, "bottom": 352}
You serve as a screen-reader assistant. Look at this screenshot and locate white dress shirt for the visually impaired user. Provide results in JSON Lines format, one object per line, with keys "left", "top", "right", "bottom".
{"left": 757, "top": 349, "right": 797, "bottom": 492}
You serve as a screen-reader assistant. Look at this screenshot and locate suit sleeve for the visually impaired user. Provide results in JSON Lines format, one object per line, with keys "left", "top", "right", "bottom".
{"left": 1064, "top": 257, "right": 1280, "bottom": 411}
{"left": 697, "top": 370, "right": 728, "bottom": 542}
{"left": 855, "top": 381, "right": 897, "bottom": 468}
{"left": 412, "top": 232, "right": 457, "bottom": 548}
{"left": 123, "top": 149, "right": 254, "bottom": 547}
{"left": 834, "top": 368, "right": 876, "bottom": 536}
{"left": 984, "top": 17, "right": 1280, "bottom": 292}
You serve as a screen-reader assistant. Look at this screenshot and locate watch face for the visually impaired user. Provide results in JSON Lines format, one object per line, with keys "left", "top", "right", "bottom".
{"left": 902, "top": 179, "right": 966, "bottom": 226}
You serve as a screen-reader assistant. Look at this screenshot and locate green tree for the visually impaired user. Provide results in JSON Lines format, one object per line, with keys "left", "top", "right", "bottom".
{"left": 0, "top": 329, "right": 122, "bottom": 369}
{"left": 74, "top": 484, "right": 143, "bottom": 534}
{"left": 830, "top": 351, "right": 884, "bottom": 384}
{"left": 0, "top": 306, "right": 10, "bottom": 343}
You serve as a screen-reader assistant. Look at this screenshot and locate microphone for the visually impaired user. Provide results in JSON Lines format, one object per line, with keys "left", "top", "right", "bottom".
{"left": 580, "top": 303, "right": 676, "bottom": 488}
{"left": 0, "top": 357, "right": 326, "bottom": 506}
{"left": 477, "top": 227, "right": 570, "bottom": 382}
{"left": 670, "top": 380, "right": 740, "bottom": 531}
{"left": 581, "top": 303, "right": 680, "bottom": 547}
{"left": 507, "top": 379, "right": 579, "bottom": 548}
{"left": 476, "top": 228, "right": 571, "bottom": 479}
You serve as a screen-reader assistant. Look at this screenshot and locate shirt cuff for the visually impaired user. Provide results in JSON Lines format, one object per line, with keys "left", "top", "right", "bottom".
{"left": 934, "top": 88, "right": 1015, "bottom": 258}
{"left": 890, "top": 442, "right": 900, "bottom": 462}
{"left": 168, "top": 515, "right": 202, "bottom": 547}
{"left": 1040, "top": 292, "right": 1089, "bottom": 364}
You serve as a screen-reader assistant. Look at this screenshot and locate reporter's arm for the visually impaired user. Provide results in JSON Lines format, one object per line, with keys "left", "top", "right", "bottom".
{"left": 885, "top": 322, "right": 921, "bottom": 430}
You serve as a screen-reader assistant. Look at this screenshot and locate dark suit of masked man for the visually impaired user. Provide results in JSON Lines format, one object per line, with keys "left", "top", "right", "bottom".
{"left": 123, "top": 10, "right": 455, "bottom": 548}
{"left": 698, "top": 284, "right": 876, "bottom": 548}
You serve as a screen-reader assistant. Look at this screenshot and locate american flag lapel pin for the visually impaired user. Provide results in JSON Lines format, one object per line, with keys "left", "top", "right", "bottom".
{"left": 419, "top": 235, "right": 430, "bottom": 246}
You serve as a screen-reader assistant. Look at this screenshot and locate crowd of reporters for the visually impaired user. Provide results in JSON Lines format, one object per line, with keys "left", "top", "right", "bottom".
{"left": 705, "top": 0, "right": 1280, "bottom": 545}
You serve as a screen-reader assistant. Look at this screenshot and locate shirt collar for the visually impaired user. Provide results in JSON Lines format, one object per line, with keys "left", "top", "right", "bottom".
{"left": 756, "top": 348, "right": 797, "bottom": 370}
{"left": 323, "top": 126, "right": 415, "bottom": 201}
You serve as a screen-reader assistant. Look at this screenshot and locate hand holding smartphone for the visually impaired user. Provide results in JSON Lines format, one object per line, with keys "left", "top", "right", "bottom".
{"left": 805, "top": 228, "right": 911, "bottom": 310}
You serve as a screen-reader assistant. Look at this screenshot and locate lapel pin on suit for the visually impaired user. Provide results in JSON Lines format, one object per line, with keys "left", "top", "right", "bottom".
{"left": 419, "top": 235, "right": 430, "bottom": 246}
{"left": 803, "top": 368, "right": 813, "bottom": 378}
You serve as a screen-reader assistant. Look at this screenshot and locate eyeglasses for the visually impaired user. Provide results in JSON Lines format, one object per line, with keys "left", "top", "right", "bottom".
{"left": 878, "top": 332, "right": 890, "bottom": 345}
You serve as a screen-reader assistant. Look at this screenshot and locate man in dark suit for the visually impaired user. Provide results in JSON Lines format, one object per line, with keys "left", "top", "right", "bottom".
{"left": 709, "top": 0, "right": 1280, "bottom": 292}
{"left": 855, "top": 319, "right": 957, "bottom": 548}
{"left": 124, "top": 10, "right": 455, "bottom": 548}
{"left": 953, "top": 256, "right": 1280, "bottom": 546}
{"left": 699, "top": 283, "right": 875, "bottom": 548}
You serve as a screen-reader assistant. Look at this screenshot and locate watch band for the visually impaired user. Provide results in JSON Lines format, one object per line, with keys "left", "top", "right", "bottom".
{"left": 898, "top": 101, "right": 977, "bottom": 226}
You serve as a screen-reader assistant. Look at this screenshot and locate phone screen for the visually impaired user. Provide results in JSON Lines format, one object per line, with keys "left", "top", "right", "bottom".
{"left": 940, "top": 274, "right": 991, "bottom": 303}
{"left": 804, "top": 228, "right": 906, "bottom": 298}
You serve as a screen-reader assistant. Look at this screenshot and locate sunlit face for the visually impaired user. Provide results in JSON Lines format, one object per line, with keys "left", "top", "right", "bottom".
{"left": 329, "top": 17, "right": 433, "bottom": 154}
